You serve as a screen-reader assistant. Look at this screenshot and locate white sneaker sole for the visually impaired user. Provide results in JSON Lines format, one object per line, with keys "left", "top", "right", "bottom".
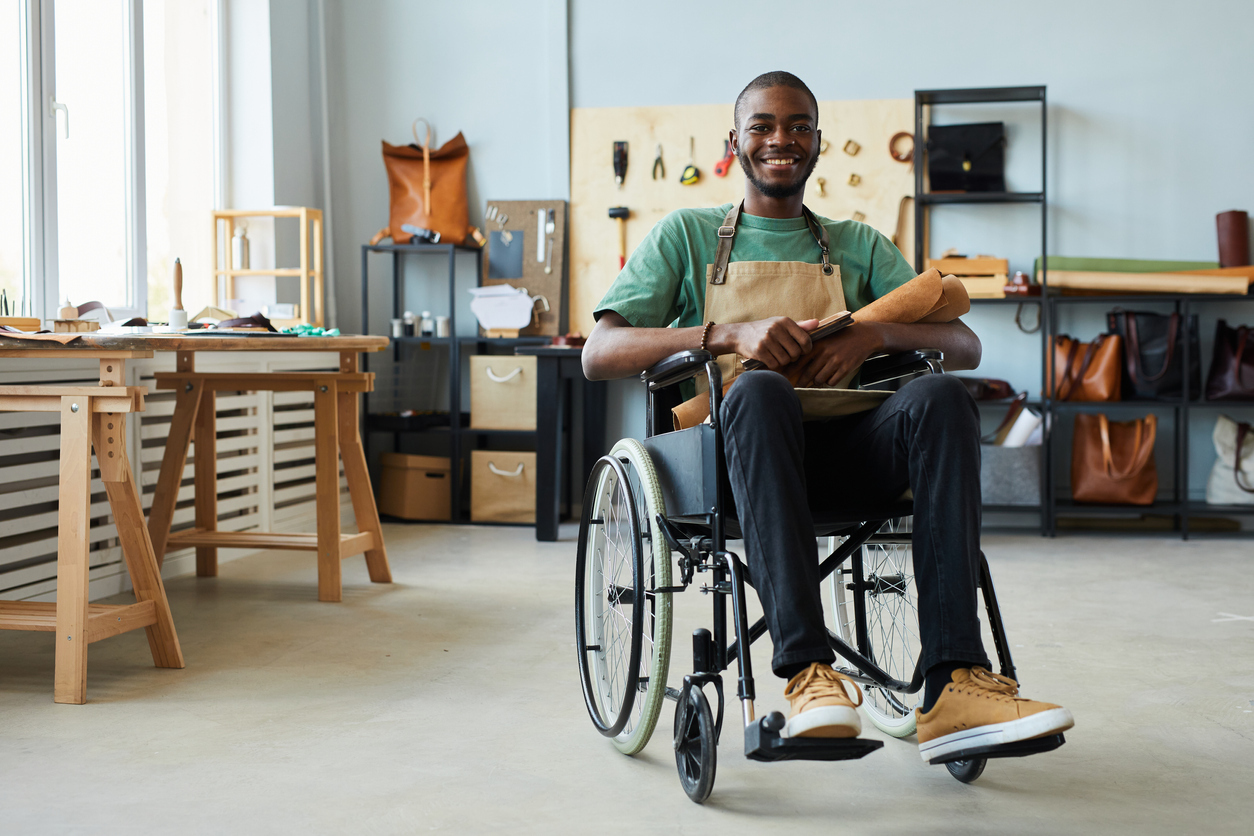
{"left": 783, "top": 705, "right": 862, "bottom": 739}
{"left": 918, "top": 707, "right": 1074, "bottom": 763}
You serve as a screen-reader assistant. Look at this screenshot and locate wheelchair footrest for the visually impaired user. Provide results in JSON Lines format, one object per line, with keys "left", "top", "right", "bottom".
{"left": 744, "top": 717, "right": 884, "bottom": 763}
{"left": 929, "top": 733, "right": 1066, "bottom": 765}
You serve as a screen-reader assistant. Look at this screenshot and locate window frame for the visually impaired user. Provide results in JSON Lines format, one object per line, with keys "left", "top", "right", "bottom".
{"left": 17, "top": 0, "right": 221, "bottom": 321}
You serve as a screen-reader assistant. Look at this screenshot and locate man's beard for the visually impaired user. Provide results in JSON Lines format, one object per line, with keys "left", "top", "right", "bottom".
{"left": 738, "top": 151, "right": 819, "bottom": 199}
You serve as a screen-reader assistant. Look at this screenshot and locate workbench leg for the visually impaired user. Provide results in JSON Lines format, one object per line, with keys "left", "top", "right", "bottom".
{"left": 94, "top": 413, "right": 184, "bottom": 669}
{"left": 534, "top": 360, "right": 562, "bottom": 542}
{"left": 338, "top": 390, "right": 391, "bottom": 583}
{"left": 314, "top": 381, "right": 342, "bottom": 602}
{"left": 148, "top": 380, "right": 204, "bottom": 567}
{"left": 194, "top": 390, "right": 218, "bottom": 577}
{"left": 54, "top": 396, "right": 92, "bottom": 704}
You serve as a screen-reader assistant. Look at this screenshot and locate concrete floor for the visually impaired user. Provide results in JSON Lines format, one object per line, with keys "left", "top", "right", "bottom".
{"left": 1, "top": 526, "right": 1252, "bottom": 834}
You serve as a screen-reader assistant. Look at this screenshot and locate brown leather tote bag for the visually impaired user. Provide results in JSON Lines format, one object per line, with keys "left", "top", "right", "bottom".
{"left": 1047, "top": 333, "right": 1122, "bottom": 401}
{"left": 382, "top": 121, "right": 470, "bottom": 245}
{"left": 1071, "top": 413, "right": 1158, "bottom": 504}
{"left": 1205, "top": 320, "right": 1254, "bottom": 401}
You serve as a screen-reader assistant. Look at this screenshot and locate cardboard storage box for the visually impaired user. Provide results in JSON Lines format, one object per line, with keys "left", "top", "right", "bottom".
{"left": 378, "top": 453, "right": 451, "bottom": 521}
{"left": 470, "top": 355, "right": 536, "bottom": 430}
{"left": 980, "top": 445, "right": 1040, "bottom": 506}
{"left": 471, "top": 450, "right": 536, "bottom": 523}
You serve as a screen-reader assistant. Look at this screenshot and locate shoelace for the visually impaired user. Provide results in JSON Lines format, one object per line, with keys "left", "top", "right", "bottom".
{"left": 962, "top": 666, "right": 1021, "bottom": 700}
{"left": 786, "top": 664, "right": 864, "bottom": 707}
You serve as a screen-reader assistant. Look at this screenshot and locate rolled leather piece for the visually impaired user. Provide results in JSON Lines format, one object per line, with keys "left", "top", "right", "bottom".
{"left": 670, "top": 268, "right": 959, "bottom": 430}
{"left": 1217, "top": 210, "right": 1250, "bottom": 268}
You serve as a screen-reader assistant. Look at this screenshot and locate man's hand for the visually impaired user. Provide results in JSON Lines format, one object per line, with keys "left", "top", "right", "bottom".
{"left": 716, "top": 317, "right": 819, "bottom": 370}
{"left": 790, "top": 322, "right": 885, "bottom": 388}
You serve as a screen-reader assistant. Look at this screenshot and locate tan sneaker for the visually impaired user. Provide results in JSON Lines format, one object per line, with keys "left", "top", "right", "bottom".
{"left": 783, "top": 663, "right": 862, "bottom": 738}
{"left": 916, "top": 667, "right": 1074, "bottom": 763}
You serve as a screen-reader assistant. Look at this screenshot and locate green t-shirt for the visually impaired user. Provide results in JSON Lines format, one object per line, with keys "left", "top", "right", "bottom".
{"left": 594, "top": 204, "right": 915, "bottom": 329}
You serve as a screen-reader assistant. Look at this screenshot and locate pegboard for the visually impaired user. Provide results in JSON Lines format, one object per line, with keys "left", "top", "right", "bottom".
{"left": 569, "top": 99, "right": 914, "bottom": 335}
{"left": 480, "top": 199, "right": 567, "bottom": 336}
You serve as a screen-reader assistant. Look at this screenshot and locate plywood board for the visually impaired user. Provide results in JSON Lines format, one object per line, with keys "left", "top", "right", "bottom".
{"left": 481, "top": 200, "right": 567, "bottom": 336}
{"left": 569, "top": 99, "right": 914, "bottom": 335}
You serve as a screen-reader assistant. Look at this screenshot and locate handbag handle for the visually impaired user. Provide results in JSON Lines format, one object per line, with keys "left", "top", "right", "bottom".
{"left": 1233, "top": 421, "right": 1254, "bottom": 493}
{"left": 1235, "top": 326, "right": 1253, "bottom": 389}
{"left": 484, "top": 365, "right": 523, "bottom": 383}
{"left": 1099, "top": 413, "right": 1157, "bottom": 481}
{"left": 487, "top": 461, "right": 525, "bottom": 478}
{"left": 1125, "top": 313, "right": 1178, "bottom": 384}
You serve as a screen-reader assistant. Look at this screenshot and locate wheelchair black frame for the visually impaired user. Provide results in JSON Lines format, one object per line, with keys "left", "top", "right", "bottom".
{"left": 638, "top": 350, "right": 1019, "bottom": 738}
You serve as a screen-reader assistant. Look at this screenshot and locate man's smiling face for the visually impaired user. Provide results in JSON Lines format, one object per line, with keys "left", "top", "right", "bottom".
{"left": 732, "top": 86, "right": 821, "bottom": 200}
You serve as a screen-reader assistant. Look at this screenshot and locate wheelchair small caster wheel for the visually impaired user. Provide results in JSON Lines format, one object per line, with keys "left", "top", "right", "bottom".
{"left": 762, "top": 712, "right": 786, "bottom": 733}
{"left": 673, "top": 686, "right": 717, "bottom": 803}
{"left": 946, "top": 756, "right": 987, "bottom": 783}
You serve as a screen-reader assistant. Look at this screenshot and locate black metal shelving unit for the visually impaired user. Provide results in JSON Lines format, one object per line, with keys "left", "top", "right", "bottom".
{"left": 914, "top": 85, "right": 1049, "bottom": 532}
{"left": 359, "top": 242, "right": 547, "bottom": 523}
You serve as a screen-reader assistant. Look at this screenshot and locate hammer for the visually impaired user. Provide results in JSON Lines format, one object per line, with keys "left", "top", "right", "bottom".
{"left": 608, "top": 207, "right": 629, "bottom": 269}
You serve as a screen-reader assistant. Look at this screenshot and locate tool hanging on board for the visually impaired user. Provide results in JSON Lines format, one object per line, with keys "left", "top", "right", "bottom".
{"left": 652, "top": 144, "right": 664, "bottom": 180}
{"left": 613, "top": 141, "right": 628, "bottom": 188}
{"left": 680, "top": 137, "right": 700, "bottom": 185}
{"left": 713, "top": 140, "right": 735, "bottom": 177}
{"left": 608, "top": 207, "right": 629, "bottom": 269}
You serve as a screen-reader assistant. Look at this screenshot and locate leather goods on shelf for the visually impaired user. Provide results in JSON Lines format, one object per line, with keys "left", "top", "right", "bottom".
{"left": 1217, "top": 210, "right": 1250, "bottom": 268}
{"left": 1047, "top": 333, "right": 1122, "bottom": 402}
{"left": 381, "top": 124, "right": 471, "bottom": 245}
{"left": 1206, "top": 320, "right": 1254, "bottom": 401}
{"left": 1106, "top": 310, "right": 1200, "bottom": 401}
{"left": 926, "top": 123, "right": 1005, "bottom": 192}
{"left": 954, "top": 376, "right": 1015, "bottom": 401}
{"left": 1071, "top": 413, "right": 1158, "bottom": 505}
{"left": 1205, "top": 415, "right": 1254, "bottom": 505}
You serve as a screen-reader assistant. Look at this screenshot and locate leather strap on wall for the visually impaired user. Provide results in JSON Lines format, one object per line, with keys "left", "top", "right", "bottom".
{"left": 413, "top": 119, "right": 432, "bottom": 215}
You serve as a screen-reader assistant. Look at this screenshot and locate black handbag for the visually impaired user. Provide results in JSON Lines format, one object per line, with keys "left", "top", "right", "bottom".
{"left": 1206, "top": 320, "right": 1254, "bottom": 401}
{"left": 926, "top": 122, "right": 1006, "bottom": 192}
{"left": 1106, "top": 310, "right": 1201, "bottom": 400}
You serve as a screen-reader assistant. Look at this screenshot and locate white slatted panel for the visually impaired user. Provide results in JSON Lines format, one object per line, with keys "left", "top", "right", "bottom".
{"left": 0, "top": 351, "right": 349, "bottom": 602}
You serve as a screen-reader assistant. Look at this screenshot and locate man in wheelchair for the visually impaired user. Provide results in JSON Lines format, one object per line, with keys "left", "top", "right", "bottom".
{"left": 582, "top": 72, "right": 1073, "bottom": 765}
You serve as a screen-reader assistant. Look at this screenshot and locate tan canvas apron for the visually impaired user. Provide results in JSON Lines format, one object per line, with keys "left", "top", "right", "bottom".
{"left": 693, "top": 202, "right": 890, "bottom": 420}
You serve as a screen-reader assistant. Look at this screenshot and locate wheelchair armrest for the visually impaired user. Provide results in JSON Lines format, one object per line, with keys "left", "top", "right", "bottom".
{"left": 640, "top": 349, "right": 715, "bottom": 391}
{"left": 859, "top": 349, "right": 943, "bottom": 387}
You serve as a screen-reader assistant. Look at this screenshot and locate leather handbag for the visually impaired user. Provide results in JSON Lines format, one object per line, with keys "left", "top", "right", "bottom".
{"left": 1047, "top": 334, "right": 1122, "bottom": 401}
{"left": 1205, "top": 320, "right": 1254, "bottom": 401}
{"left": 926, "top": 123, "right": 1006, "bottom": 192}
{"left": 953, "top": 376, "right": 1015, "bottom": 401}
{"left": 381, "top": 120, "right": 471, "bottom": 245}
{"left": 1071, "top": 413, "right": 1158, "bottom": 505}
{"left": 1106, "top": 310, "right": 1200, "bottom": 400}
{"left": 1205, "top": 414, "right": 1254, "bottom": 505}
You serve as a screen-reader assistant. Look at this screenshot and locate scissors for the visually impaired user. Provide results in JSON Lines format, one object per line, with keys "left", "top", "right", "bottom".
{"left": 652, "top": 144, "right": 664, "bottom": 180}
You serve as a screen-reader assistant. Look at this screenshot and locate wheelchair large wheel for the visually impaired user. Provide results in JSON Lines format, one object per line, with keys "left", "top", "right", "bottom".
{"left": 827, "top": 517, "right": 921, "bottom": 738}
{"left": 575, "top": 439, "right": 672, "bottom": 755}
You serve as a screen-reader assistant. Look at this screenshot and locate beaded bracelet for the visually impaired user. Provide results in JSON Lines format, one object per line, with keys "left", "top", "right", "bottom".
{"left": 700, "top": 321, "right": 714, "bottom": 352}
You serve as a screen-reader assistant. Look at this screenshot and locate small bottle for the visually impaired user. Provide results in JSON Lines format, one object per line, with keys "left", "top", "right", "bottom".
{"left": 232, "top": 223, "right": 250, "bottom": 270}
{"left": 419, "top": 311, "right": 434, "bottom": 337}
{"left": 402, "top": 310, "right": 416, "bottom": 337}
{"left": 390, "top": 318, "right": 404, "bottom": 338}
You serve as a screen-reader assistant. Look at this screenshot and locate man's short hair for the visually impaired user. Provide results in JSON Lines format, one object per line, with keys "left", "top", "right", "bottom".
{"left": 733, "top": 71, "right": 819, "bottom": 129}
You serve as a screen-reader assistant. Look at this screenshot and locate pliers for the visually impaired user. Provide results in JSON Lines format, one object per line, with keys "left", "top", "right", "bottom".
{"left": 652, "top": 144, "right": 664, "bottom": 180}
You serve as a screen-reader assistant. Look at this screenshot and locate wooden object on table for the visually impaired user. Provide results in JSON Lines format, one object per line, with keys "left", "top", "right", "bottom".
{"left": 569, "top": 99, "right": 914, "bottom": 335}
{"left": 150, "top": 351, "right": 390, "bottom": 602}
{"left": 53, "top": 319, "right": 101, "bottom": 333}
{"left": 0, "top": 359, "right": 184, "bottom": 704}
{"left": 484, "top": 328, "right": 521, "bottom": 339}
{"left": 480, "top": 199, "right": 567, "bottom": 337}
{"left": 0, "top": 317, "right": 43, "bottom": 331}
{"left": 927, "top": 256, "right": 1009, "bottom": 299}
{"left": 212, "top": 207, "right": 324, "bottom": 329}
{"left": 1041, "top": 270, "right": 1249, "bottom": 295}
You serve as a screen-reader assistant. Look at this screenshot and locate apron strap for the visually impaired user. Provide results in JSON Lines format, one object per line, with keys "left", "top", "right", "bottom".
{"left": 709, "top": 202, "right": 833, "bottom": 285}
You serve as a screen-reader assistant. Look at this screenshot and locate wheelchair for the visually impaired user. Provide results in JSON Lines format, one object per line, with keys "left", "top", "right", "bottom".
{"left": 575, "top": 348, "right": 1065, "bottom": 803}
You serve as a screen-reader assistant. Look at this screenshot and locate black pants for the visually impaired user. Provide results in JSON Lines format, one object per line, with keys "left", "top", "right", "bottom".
{"left": 719, "top": 371, "right": 992, "bottom": 677}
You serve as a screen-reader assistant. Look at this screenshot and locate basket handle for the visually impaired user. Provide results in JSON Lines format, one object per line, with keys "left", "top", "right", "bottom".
{"left": 487, "top": 461, "right": 525, "bottom": 477}
{"left": 484, "top": 365, "right": 523, "bottom": 383}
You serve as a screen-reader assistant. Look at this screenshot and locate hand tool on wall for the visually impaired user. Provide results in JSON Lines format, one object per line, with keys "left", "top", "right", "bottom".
{"left": 680, "top": 137, "right": 700, "bottom": 185}
{"left": 544, "top": 209, "right": 555, "bottom": 274}
{"left": 652, "top": 144, "right": 664, "bottom": 180}
{"left": 815, "top": 177, "right": 827, "bottom": 197}
{"left": 537, "top": 209, "right": 547, "bottom": 262}
{"left": 713, "top": 140, "right": 735, "bottom": 177}
{"left": 613, "top": 141, "right": 628, "bottom": 188}
{"left": 608, "top": 207, "right": 629, "bottom": 269}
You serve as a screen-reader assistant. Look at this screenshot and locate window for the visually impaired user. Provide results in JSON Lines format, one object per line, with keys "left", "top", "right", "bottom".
{"left": 9, "top": 0, "right": 218, "bottom": 321}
